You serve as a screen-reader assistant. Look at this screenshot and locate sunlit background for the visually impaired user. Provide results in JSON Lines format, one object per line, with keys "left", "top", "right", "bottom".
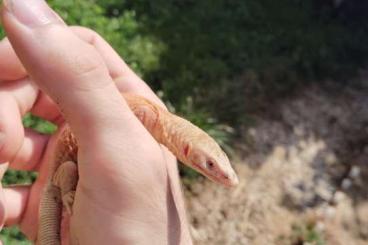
{"left": 1, "top": 0, "right": 368, "bottom": 244}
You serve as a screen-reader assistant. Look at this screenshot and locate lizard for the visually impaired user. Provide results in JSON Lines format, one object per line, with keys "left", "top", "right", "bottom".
{"left": 37, "top": 93, "right": 239, "bottom": 245}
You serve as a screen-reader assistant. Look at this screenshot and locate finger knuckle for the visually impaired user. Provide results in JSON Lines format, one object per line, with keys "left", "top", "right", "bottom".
{"left": 0, "top": 96, "right": 23, "bottom": 163}
{"left": 69, "top": 49, "right": 105, "bottom": 78}
{"left": 0, "top": 134, "right": 17, "bottom": 164}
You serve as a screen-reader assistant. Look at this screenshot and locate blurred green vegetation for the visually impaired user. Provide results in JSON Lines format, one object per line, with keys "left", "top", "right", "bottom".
{"left": 2, "top": 1, "right": 367, "bottom": 125}
{"left": 22, "top": 114, "right": 57, "bottom": 135}
{"left": 115, "top": 0, "right": 368, "bottom": 122}
{"left": 1, "top": 0, "right": 368, "bottom": 243}
{"left": 278, "top": 222, "right": 326, "bottom": 245}
{"left": 0, "top": 227, "right": 31, "bottom": 245}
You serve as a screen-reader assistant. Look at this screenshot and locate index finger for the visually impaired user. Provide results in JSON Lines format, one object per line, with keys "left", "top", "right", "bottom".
{"left": 70, "top": 27, "right": 164, "bottom": 106}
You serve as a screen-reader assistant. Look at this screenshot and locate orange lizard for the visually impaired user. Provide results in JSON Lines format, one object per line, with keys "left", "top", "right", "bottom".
{"left": 37, "top": 93, "right": 239, "bottom": 245}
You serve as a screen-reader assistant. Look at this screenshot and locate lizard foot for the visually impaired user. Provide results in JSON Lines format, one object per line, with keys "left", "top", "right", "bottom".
{"left": 62, "top": 191, "right": 76, "bottom": 215}
{"left": 52, "top": 161, "right": 78, "bottom": 216}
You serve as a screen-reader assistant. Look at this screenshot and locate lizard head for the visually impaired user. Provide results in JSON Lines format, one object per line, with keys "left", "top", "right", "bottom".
{"left": 182, "top": 137, "right": 239, "bottom": 187}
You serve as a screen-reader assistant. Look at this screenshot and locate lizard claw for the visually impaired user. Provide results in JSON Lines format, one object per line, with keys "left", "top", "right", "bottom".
{"left": 62, "top": 191, "right": 75, "bottom": 215}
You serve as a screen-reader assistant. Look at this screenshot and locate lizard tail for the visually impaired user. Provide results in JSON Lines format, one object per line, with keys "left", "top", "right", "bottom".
{"left": 37, "top": 184, "right": 62, "bottom": 245}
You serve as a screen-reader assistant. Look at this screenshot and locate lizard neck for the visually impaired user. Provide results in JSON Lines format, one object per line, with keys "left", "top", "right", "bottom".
{"left": 124, "top": 93, "right": 191, "bottom": 165}
{"left": 155, "top": 112, "right": 192, "bottom": 165}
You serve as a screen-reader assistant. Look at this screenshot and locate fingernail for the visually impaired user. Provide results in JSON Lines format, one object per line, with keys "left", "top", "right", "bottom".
{"left": 4, "top": 0, "right": 59, "bottom": 27}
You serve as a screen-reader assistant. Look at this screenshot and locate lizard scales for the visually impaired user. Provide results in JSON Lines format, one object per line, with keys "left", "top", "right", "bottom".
{"left": 37, "top": 93, "right": 238, "bottom": 244}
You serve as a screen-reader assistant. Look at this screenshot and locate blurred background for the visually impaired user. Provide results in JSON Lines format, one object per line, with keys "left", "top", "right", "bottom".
{"left": 1, "top": 0, "right": 368, "bottom": 244}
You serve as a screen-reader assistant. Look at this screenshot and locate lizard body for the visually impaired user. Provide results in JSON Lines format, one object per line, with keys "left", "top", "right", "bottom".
{"left": 37, "top": 93, "right": 238, "bottom": 245}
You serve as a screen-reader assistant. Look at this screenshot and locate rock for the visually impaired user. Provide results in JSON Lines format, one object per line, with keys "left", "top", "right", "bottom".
{"left": 185, "top": 86, "right": 368, "bottom": 245}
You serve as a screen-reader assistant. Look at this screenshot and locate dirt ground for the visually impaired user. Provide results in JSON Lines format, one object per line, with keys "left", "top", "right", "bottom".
{"left": 184, "top": 85, "right": 368, "bottom": 245}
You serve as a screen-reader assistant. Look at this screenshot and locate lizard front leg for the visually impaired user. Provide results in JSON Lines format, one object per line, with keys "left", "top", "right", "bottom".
{"left": 52, "top": 161, "right": 78, "bottom": 215}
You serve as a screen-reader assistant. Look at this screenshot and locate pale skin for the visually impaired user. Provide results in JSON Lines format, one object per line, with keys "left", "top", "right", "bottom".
{"left": 0, "top": 0, "right": 197, "bottom": 244}
{"left": 38, "top": 93, "right": 238, "bottom": 244}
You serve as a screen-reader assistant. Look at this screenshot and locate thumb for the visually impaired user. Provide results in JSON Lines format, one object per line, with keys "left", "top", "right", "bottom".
{"left": 0, "top": 0, "right": 138, "bottom": 142}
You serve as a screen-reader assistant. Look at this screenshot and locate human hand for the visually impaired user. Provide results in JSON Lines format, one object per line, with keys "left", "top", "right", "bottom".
{"left": 0, "top": 0, "right": 192, "bottom": 244}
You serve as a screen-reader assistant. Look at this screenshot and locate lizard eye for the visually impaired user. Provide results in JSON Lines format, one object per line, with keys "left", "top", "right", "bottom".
{"left": 206, "top": 161, "right": 214, "bottom": 169}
